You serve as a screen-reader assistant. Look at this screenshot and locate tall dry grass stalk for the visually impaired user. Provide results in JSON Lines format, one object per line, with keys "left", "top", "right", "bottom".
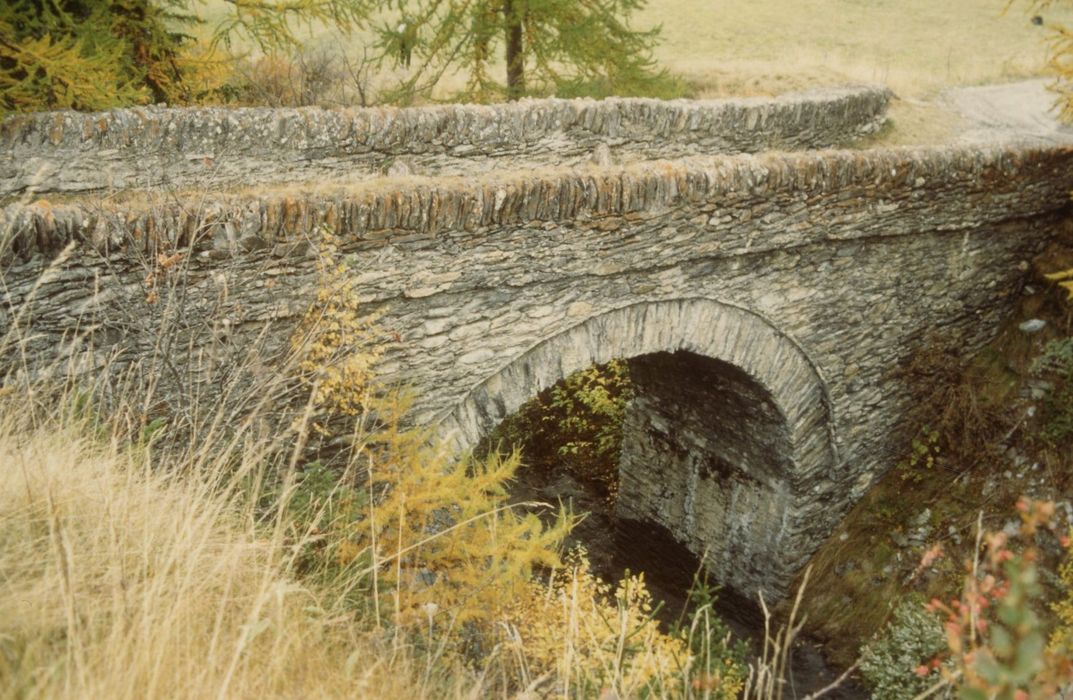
{"left": 0, "top": 206, "right": 469, "bottom": 698}
{"left": 741, "top": 568, "right": 859, "bottom": 700}
{"left": 0, "top": 390, "right": 471, "bottom": 699}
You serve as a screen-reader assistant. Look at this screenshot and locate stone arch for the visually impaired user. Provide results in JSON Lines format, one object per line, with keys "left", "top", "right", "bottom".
{"left": 439, "top": 298, "right": 837, "bottom": 475}
{"left": 436, "top": 297, "right": 840, "bottom": 598}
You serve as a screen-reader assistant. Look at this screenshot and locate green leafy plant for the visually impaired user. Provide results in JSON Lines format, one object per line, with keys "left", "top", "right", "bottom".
{"left": 860, "top": 595, "right": 949, "bottom": 700}
{"left": 924, "top": 500, "right": 1073, "bottom": 699}
{"left": 1029, "top": 337, "right": 1073, "bottom": 446}
{"left": 491, "top": 360, "right": 633, "bottom": 501}
{"left": 899, "top": 424, "right": 942, "bottom": 483}
{"left": 669, "top": 567, "right": 749, "bottom": 689}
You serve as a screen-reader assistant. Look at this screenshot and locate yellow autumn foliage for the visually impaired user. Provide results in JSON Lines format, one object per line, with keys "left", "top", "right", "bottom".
{"left": 506, "top": 548, "right": 746, "bottom": 698}
{"left": 273, "top": 225, "right": 749, "bottom": 696}
{"left": 291, "top": 232, "right": 383, "bottom": 418}
{"left": 1051, "top": 534, "right": 1073, "bottom": 654}
{"left": 338, "top": 391, "right": 574, "bottom": 628}
{"left": 1044, "top": 266, "right": 1073, "bottom": 300}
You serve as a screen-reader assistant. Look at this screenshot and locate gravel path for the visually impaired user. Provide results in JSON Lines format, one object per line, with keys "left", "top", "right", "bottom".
{"left": 943, "top": 78, "right": 1073, "bottom": 145}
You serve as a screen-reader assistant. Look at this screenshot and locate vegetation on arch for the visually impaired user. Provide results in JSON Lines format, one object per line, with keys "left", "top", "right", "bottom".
{"left": 488, "top": 359, "right": 633, "bottom": 502}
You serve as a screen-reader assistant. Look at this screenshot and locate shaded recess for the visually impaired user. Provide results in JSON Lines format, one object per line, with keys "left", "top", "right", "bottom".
{"left": 439, "top": 298, "right": 839, "bottom": 599}
{"left": 617, "top": 351, "right": 795, "bottom": 599}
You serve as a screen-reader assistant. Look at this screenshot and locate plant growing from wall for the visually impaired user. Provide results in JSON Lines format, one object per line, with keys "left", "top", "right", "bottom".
{"left": 290, "top": 232, "right": 386, "bottom": 423}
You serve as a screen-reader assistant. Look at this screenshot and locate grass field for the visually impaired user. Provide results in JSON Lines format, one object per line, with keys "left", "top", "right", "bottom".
{"left": 203, "top": 0, "right": 1073, "bottom": 100}
{"left": 637, "top": 0, "right": 1071, "bottom": 99}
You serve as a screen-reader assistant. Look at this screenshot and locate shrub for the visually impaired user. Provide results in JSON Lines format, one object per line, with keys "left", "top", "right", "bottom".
{"left": 335, "top": 392, "right": 574, "bottom": 631}
{"left": 925, "top": 500, "right": 1073, "bottom": 699}
{"left": 491, "top": 360, "right": 633, "bottom": 501}
{"left": 1030, "top": 337, "right": 1073, "bottom": 446}
{"left": 227, "top": 46, "right": 376, "bottom": 107}
{"left": 504, "top": 547, "right": 746, "bottom": 698}
{"left": 860, "top": 595, "right": 949, "bottom": 700}
{"left": 1050, "top": 533, "right": 1073, "bottom": 655}
{"left": 290, "top": 234, "right": 385, "bottom": 421}
{"left": 896, "top": 341, "right": 1009, "bottom": 477}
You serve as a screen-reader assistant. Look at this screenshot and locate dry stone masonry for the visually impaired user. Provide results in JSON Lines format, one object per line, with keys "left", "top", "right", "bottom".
{"left": 3, "top": 86, "right": 1071, "bottom": 600}
{"left": 0, "top": 86, "right": 889, "bottom": 197}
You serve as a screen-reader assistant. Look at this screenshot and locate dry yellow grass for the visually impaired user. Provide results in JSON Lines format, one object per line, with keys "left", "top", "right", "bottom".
{"left": 638, "top": 0, "right": 1072, "bottom": 98}
{"left": 0, "top": 407, "right": 448, "bottom": 700}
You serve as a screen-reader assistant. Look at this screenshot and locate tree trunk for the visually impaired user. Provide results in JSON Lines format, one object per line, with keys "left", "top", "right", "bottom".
{"left": 503, "top": 0, "right": 525, "bottom": 100}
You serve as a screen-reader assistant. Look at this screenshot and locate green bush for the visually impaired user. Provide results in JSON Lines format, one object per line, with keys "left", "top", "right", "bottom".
{"left": 860, "top": 595, "right": 949, "bottom": 700}
{"left": 489, "top": 360, "right": 633, "bottom": 501}
{"left": 1031, "top": 337, "right": 1073, "bottom": 446}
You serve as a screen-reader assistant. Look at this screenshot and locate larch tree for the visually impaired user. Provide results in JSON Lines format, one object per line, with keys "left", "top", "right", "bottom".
{"left": 372, "top": 0, "right": 676, "bottom": 103}
{"left": 0, "top": 0, "right": 674, "bottom": 113}
{"left": 0, "top": 0, "right": 370, "bottom": 113}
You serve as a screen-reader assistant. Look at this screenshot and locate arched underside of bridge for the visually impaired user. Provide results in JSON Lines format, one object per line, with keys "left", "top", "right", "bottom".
{"left": 439, "top": 298, "right": 841, "bottom": 600}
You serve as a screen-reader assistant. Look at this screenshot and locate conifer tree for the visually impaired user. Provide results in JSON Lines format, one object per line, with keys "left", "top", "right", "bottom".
{"left": 0, "top": 0, "right": 672, "bottom": 112}
{"left": 373, "top": 0, "right": 675, "bottom": 103}
{"left": 0, "top": 0, "right": 370, "bottom": 113}
{"left": 0, "top": 0, "right": 194, "bottom": 111}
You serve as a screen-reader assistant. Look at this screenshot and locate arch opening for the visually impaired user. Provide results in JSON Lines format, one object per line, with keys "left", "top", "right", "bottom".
{"left": 439, "top": 298, "right": 839, "bottom": 600}
{"left": 617, "top": 349, "right": 795, "bottom": 581}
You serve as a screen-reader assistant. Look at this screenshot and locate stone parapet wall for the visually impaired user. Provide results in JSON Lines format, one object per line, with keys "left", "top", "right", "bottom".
{"left": 3, "top": 144, "right": 1071, "bottom": 267}
{"left": 0, "top": 86, "right": 890, "bottom": 197}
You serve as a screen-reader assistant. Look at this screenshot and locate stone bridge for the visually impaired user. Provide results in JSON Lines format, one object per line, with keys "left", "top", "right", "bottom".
{"left": 3, "top": 86, "right": 1073, "bottom": 599}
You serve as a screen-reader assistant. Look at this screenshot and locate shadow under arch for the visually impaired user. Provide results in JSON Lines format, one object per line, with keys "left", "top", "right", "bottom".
{"left": 437, "top": 297, "right": 841, "bottom": 599}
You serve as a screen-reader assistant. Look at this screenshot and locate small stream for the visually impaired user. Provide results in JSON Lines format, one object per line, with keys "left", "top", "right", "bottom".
{"left": 512, "top": 467, "right": 869, "bottom": 699}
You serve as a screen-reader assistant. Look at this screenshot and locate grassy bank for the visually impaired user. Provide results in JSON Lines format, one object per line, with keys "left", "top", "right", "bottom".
{"left": 637, "top": 0, "right": 1070, "bottom": 99}
{"left": 0, "top": 404, "right": 439, "bottom": 699}
{"left": 201, "top": 0, "right": 1073, "bottom": 101}
{"left": 793, "top": 231, "right": 1073, "bottom": 670}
